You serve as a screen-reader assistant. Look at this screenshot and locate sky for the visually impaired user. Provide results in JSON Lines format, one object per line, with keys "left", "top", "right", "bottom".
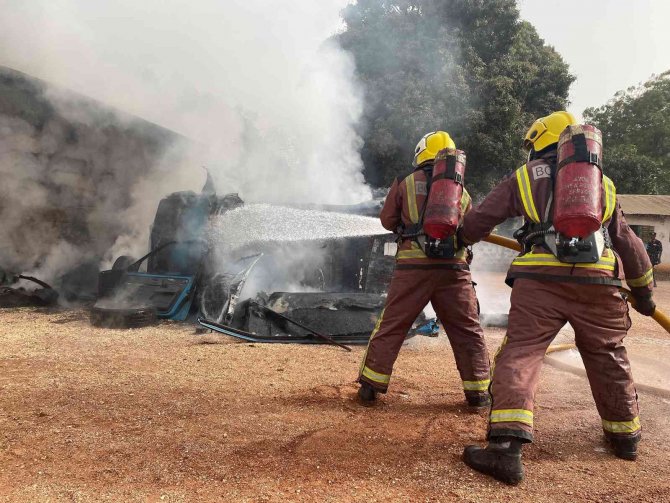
{"left": 518, "top": 0, "right": 670, "bottom": 118}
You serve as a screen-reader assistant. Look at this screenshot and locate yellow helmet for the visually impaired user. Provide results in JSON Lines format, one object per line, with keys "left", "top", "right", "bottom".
{"left": 523, "top": 111, "right": 578, "bottom": 152}
{"left": 412, "top": 131, "right": 456, "bottom": 167}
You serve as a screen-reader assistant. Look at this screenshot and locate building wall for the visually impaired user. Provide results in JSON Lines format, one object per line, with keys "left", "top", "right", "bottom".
{"left": 0, "top": 66, "right": 187, "bottom": 283}
{"left": 624, "top": 215, "right": 670, "bottom": 264}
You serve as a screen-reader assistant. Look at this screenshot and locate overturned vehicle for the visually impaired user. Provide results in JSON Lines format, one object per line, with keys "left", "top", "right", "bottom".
{"left": 93, "top": 184, "right": 435, "bottom": 345}
{"left": 91, "top": 189, "right": 243, "bottom": 327}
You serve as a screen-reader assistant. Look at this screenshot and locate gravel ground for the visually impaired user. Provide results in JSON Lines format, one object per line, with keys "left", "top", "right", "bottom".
{"left": 0, "top": 281, "right": 669, "bottom": 502}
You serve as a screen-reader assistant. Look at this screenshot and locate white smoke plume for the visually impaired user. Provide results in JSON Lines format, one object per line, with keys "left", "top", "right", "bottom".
{"left": 0, "top": 0, "right": 370, "bottom": 283}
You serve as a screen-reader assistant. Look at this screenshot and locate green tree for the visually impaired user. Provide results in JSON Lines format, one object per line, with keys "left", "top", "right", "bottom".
{"left": 584, "top": 71, "right": 670, "bottom": 194}
{"left": 337, "top": 0, "right": 574, "bottom": 196}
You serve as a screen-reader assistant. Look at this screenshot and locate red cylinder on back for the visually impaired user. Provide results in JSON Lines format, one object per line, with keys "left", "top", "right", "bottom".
{"left": 554, "top": 125, "right": 603, "bottom": 238}
{"left": 423, "top": 148, "right": 466, "bottom": 239}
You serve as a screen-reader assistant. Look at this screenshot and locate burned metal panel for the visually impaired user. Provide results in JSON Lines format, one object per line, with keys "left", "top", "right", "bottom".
{"left": 0, "top": 286, "right": 58, "bottom": 308}
{"left": 203, "top": 290, "right": 428, "bottom": 345}
{"left": 232, "top": 292, "right": 385, "bottom": 339}
{"left": 310, "top": 233, "right": 395, "bottom": 294}
{"left": 363, "top": 234, "right": 397, "bottom": 293}
{"left": 0, "top": 272, "right": 58, "bottom": 308}
{"left": 263, "top": 292, "right": 385, "bottom": 337}
{"left": 148, "top": 191, "right": 243, "bottom": 275}
{"left": 95, "top": 273, "right": 194, "bottom": 314}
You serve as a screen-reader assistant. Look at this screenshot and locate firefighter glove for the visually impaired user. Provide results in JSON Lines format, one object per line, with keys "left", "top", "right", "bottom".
{"left": 632, "top": 294, "right": 656, "bottom": 316}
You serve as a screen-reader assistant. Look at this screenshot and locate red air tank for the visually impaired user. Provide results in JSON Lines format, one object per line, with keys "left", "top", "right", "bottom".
{"left": 554, "top": 125, "right": 603, "bottom": 238}
{"left": 423, "top": 148, "right": 466, "bottom": 239}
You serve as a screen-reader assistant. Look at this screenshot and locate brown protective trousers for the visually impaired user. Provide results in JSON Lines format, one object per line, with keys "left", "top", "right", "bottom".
{"left": 489, "top": 279, "right": 640, "bottom": 443}
{"left": 359, "top": 267, "right": 490, "bottom": 394}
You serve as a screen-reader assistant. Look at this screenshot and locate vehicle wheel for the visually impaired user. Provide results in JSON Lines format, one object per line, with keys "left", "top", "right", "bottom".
{"left": 112, "top": 255, "right": 137, "bottom": 271}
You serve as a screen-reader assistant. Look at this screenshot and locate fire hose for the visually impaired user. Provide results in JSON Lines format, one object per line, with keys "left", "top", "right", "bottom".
{"left": 483, "top": 233, "right": 670, "bottom": 335}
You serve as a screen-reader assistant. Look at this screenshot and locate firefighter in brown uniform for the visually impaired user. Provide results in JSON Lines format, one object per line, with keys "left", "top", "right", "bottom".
{"left": 459, "top": 111, "right": 656, "bottom": 484}
{"left": 357, "top": 131, "right": 491, "bottom": 408}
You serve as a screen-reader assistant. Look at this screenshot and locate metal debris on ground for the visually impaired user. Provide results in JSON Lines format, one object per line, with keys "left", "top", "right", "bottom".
{"left": 0, "top": 271, "right": 59, "bottom": 308}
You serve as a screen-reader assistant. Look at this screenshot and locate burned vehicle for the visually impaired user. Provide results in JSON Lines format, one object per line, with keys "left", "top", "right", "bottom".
{"left": 91, "top": 189, "right": 243, "bottom": 327}
{"left": 93, "top": 184, "right": 434, "bottom": 344}
{"left": 197, "top": 215, "right": 437, "bottom": 346}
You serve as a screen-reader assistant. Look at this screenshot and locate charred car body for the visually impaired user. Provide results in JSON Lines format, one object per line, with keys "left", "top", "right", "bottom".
{"left": 91, "top": 184, "right": 430, "bottom": 343}
{"left": 92, "top": 189, "right": 242, "bottom": 327}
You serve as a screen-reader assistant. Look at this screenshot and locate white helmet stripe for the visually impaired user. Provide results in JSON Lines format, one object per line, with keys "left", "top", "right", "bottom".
{"left": 415, "top": 132, "right": 434, "bottom": 154}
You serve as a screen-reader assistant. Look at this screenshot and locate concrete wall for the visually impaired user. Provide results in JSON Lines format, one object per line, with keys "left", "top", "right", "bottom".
{"left": 0, "top": 66, "right": 186, "bottom": 282}
{"left": 624, "top": 215, "right": 670, "bottom": 264}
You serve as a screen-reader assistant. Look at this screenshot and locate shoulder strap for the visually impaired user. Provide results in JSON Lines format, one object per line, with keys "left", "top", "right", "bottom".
{"left": 602, "top": 175, "right": 616, "bottom": 222}
{"left": 417, "top": 167, "right": 433, "bottom": 227}
{"left": 515, "top": 164, "right": 541, "bottom": 223}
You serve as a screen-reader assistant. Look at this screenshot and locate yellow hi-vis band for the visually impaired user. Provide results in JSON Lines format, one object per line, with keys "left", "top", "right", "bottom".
{"left": 397, "top": 175, "right": 469, "bottom": 261}
{"left": 490, "top": 335, "right": 508, "bottom": 378}
{"left": 490, "top": 409, "right": 534, "bottom": 426}
{"left": 602, "top": 176, "right": 616, "bottom": 222}
{"left": 370, "top": 308, "right": 385, "bottom": 339}
{"left": 602, "top": 417, "right": 641, "bottom": 434}
{"left": 515, "top": 165, "right": 615, "bottom": 225}
{"left": 407, "top": 173, "right": 419, "bottom": 224}
{"left": 396, "top": 241, "right": 468, "bottom": 261}
{"left": 511, "top": 249, "right": 616, "bottom": 271}
{"left": 361, "top": 365, "right": 390, "bottom": 385}
{"left": 463, "top": 379, "right": 491, "bottom": 391}
{"left": 407, "top": 174, "right": 470, "bottom": 226}
{"left": 359, "top": 308, "right": 385, "bottom": 375}
{"left": 627, "top": 268, "right": 654, "bottom": 288}
{"left": 515, "top": 165, "right": 541, "bottom": 223}
{"left": 461, "top": 189, "right": 471, "bottom": 213}
{"left": 397, "top": 242, "right": 428, "bottom": 259}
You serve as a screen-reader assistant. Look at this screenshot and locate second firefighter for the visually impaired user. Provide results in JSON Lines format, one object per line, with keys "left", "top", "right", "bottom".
{"left": 357, "top": 131, "right": 491, "bottom": 407}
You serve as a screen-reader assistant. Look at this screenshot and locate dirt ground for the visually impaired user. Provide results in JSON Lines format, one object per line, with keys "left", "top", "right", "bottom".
{"left": 1, "top": 282, "right": 670, "bottom": 502}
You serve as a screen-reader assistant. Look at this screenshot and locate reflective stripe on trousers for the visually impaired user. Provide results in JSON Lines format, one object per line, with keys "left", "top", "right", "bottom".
{"left": 487, "top": 279, "right": 639, "bottom": 442}
{"left": 491, "top": 409, "right": 533, "bottom": 426}
{"left": 602, "top": 417, "right": 641, "bottom": 434}
{"left": 463, "top": 379, "right": 491, "bottom": 392}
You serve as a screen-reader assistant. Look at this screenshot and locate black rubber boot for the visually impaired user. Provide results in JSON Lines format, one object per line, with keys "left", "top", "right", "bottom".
{"left": 465, "top": 391, "right": 491, "bottom": 409}
{"left": 357, "top": 381, "right": 378, "bottom": 404}
{"left": 606, "top": 433, "right": 640, "bottom": 461}
{"left": 463, "top": 437, "right": 524, "bottom": 485}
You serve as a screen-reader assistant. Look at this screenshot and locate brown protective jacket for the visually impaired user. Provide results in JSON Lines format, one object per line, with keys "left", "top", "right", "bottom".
{"left": 380, "top": 164, "right": 471, "bottom": 266}
{"left": 461, "top": 155, "right": 653, "bottom": 296}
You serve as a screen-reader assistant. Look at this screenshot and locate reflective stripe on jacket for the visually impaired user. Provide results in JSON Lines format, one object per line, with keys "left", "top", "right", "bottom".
{"left": 514, "top": 163, "right": 616, "bottom": 224}
{"left": 461, "top": 155, "right": 653, "bottom": 294}
{"left": 380, "top": 165, "right": 470, "bottom": 265}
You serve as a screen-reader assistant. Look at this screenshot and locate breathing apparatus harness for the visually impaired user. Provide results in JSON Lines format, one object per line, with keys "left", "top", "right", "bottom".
{"left": 396, "top": 163, "right": 465, "bottom": 260}
{"left": 513, "top": 159, "right": 612, "bottom": 265}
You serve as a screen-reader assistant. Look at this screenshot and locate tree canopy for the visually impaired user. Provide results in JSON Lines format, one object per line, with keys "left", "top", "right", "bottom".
{"left": 584, "top": 71, "right": 670, "bottom": 195}
{"left": 337, "top": 0, "right": 574, "bottom": 197}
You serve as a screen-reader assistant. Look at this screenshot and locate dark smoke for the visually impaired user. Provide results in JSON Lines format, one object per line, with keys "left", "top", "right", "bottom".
{"left": 0, "top": 67, "right": 194, "bottom": 285}
{"left": 0, "top": 1, "right": 370, "bottom": 290}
